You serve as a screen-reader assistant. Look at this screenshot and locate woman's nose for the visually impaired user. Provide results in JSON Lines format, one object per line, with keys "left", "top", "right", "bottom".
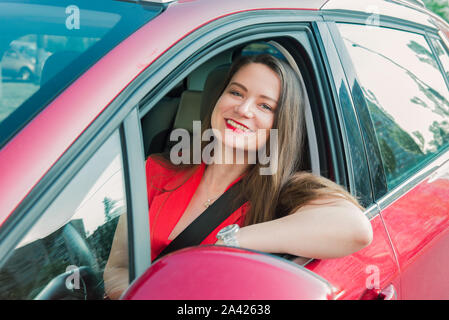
{"left": 234, "top": 99, "right": 254, "bottom": 118}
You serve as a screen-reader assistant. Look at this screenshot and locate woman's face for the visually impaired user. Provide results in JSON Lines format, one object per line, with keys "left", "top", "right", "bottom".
{"left": 211, "top": 62, "right": 281, "bottom": 154}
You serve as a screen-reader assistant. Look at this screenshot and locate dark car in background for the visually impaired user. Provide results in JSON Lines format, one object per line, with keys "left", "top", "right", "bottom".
{"left": 0, "top": 0, "right": 449, "bottom": 300}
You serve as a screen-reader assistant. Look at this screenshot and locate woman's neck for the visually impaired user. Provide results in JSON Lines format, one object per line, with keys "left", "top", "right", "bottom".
{"left": 202, "top": 162, "right": 249, "bottom": 195}
{"left": 200, "top": 142, "right": 252, "bottom": 194}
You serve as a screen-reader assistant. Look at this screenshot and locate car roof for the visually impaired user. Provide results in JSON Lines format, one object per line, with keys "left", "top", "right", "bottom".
{"left": 151, "top": 0, "right": 329, "bottom": 11}
{"left": 322, "top": 0, "right": 438, "bottom": 30}
{"left": 154, "top": 0, "right": 440, "bottom": 30}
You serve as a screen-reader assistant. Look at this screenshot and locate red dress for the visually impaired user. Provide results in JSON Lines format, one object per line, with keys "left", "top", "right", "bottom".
{"left": 145, "top": 157, "right": 249, "bottom": 260}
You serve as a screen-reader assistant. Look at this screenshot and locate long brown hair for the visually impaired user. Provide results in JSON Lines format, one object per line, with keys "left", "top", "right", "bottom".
{"left": 152, "top": 53, "right": 363, "bottom": 226}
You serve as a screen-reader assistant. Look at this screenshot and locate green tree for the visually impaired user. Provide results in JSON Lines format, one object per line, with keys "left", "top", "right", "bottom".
{"left": 102, "top": 197, "right": 118, "bottom": 223}
{"left": 424, "top": 0, "right": 449, "bottom": 22}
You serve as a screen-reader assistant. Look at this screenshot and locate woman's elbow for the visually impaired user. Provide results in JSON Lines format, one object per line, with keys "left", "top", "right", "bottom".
{"left": 352, "top": 216, "right": 373, "bottom": 250}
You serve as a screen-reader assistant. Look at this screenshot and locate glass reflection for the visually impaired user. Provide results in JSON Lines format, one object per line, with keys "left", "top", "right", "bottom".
{"left": 338, "top": 24, "right": 449, "bottom": 189}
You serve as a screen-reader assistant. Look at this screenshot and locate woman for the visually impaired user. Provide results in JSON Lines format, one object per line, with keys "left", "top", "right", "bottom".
{"left": 104, "top": 53, "right": 373, "bottom": 299}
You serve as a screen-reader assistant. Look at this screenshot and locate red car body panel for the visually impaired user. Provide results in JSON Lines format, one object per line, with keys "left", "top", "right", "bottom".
{"left": 122, "top": 246, "right": 334, "bottom": 300}
{"left": 379, "top": 165, "right": 449, "bottom": 299}
{"left": 303, "top": 214, "right": 399, "bottom": 299}
{"left": 0, "top": 0, "right": 326, "bottom": 225}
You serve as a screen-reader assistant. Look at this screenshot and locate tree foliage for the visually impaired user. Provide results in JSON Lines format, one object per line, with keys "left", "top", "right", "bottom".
{"left": 424, "top": 0, "right": 449, "bottom": 22}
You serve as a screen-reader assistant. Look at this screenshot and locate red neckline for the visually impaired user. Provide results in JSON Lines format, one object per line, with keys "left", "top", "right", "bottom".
{"left": 164, "top": 162, "right": 245, "bottom": 243}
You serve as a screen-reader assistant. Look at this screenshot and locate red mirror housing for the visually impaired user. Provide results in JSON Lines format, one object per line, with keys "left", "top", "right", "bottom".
{"left": 122, "top": 246, "right": 334, "bottom": 300}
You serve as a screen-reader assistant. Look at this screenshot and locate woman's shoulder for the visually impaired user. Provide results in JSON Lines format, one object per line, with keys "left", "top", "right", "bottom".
{"left": 145, "top": 154, "right": 180, "bottom": 189}
{"left": 146, "top": 154, "right": 175, "bottom": 174}
{"left": 146, "top": 154, "right": 200, "bottom": 190}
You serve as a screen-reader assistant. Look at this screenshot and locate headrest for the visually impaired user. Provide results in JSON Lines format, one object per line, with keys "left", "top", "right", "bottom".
{"left": 40, "top": 51, "right": 79, "bottom": 85}
{"left": 173, "top": 90, "right": 202, "bottom": 133}
{"left": 200, "top": 64, "right": 230, "bottom": 120}
{"left": 187, "top": 50, "right": 232, "bottom": 91}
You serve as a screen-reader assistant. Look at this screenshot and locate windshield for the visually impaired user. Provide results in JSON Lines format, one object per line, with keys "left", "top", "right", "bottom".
{"left": 0, "top": 0, "right": 162, "bottom": 148}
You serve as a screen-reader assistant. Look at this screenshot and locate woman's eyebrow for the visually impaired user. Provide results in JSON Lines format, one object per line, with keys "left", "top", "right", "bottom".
{"left": 229, "top": 81, "right": 278, "bottom": 104}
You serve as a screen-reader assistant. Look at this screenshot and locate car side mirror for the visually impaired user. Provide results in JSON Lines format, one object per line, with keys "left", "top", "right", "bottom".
{"left": 121, "top": 246, "right": 334, "bottom": 300}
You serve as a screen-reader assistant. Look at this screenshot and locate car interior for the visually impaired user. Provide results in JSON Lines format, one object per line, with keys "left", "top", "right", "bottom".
{"left": 139, "top": 39, "right": 327, "bottom": 267}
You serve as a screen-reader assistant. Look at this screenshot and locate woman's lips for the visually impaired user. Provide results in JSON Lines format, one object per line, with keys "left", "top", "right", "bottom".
{"left": 225, "top": 118, "right": 252, "bottom": 133}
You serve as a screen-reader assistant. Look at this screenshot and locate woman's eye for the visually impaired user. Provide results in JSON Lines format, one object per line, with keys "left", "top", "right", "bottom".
{"left": 260, "top": 103, "right": 272, "bottom": 111}
{"left": 230, "top": 90, "right": 242, "bottom": 97}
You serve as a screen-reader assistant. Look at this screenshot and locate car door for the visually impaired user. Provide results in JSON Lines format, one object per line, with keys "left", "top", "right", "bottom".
{"left": 334, "top": 19, "right": 449, "bottom": 299}
{"left": 295, "top": 21, "right": 400, "bottom": 300}
{"left": 115, "top": 5, "right": 401, "bottom": 299}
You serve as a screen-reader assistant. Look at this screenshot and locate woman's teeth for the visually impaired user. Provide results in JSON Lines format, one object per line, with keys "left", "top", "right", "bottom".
{"left": 227, "top": 119, "right": 251, "bottom": 132}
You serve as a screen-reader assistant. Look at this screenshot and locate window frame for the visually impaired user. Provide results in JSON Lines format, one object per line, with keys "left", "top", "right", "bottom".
{"left": 137, "top": 16, "right": 350, "bottom": 188}
{"left": 133, "top": 10, "right": 380, "bottom": 267}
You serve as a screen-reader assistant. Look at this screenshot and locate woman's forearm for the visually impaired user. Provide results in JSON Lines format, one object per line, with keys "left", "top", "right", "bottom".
{"left": 236, "top": 199, "right": 373, "bottom": 259}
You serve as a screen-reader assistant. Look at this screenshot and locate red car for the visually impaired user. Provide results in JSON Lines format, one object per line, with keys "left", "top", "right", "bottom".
{"left": 1, "top": 0, "right": 449, "bottom": 300}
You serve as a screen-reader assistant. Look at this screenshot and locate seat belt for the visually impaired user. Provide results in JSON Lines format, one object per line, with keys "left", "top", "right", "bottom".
{"left": 154, "top": 181, "right": 246, "bottom": 261}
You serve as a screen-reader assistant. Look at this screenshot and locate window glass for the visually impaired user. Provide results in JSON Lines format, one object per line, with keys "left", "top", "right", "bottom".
{"left": 0, "top": 0, "right": 162, "bottom": 148}
{"left": 0, "top": 131, "right": 128, "bottom": 300}
{"left": 338, "top": 24, "right": 449, "bottom": 189}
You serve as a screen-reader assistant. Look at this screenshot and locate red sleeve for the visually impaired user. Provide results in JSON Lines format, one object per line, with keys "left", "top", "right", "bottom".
{"left": 145, "top": 156, "right": 175, "bottom": 206}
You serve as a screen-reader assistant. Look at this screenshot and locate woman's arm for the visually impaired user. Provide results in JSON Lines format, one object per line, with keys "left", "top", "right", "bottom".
{"left": 103, "top": 214, "right": 129, "bottom": 299}
{"left": 234, "top": 198, "right": 373, "bottom": 259}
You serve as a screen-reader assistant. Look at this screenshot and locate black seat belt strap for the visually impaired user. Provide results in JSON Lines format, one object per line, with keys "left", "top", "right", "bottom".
{"left": 155, "top": 182, "right": 245, "bottom": 260}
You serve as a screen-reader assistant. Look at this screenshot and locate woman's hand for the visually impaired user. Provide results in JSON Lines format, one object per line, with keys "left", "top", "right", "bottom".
{"left": 104, "top": 214, "right": 129, "bottom": 299}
